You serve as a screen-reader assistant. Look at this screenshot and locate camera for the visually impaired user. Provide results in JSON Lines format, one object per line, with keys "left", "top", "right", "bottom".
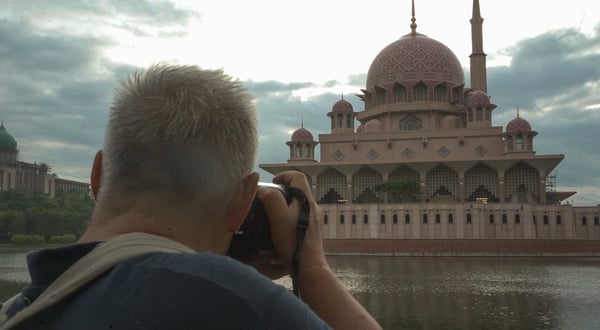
{"left": 227, "top": 182, "right": 292, "bottom": 259}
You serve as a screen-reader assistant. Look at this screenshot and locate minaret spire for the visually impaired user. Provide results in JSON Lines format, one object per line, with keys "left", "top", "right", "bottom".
{"left": 410, "top": 0, "right": 417, "bottom": 34}
{"left": 517, "top": 106, "right": 520, "bottom": 118}
{"left": 469, "top": 0, "right": 487, "bottom": 92}
{"left": 301, "top": 115, "right": 304, "bottom": 128}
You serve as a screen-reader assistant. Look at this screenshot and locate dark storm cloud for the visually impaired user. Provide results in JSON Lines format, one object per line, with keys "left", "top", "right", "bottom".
{"left": 483, "top": 26, "right": 600, "bottom": 203}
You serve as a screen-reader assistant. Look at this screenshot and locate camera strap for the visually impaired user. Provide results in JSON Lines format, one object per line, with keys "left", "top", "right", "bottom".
{"left": 287, "top": 187, "right": 310, "bottom": 297}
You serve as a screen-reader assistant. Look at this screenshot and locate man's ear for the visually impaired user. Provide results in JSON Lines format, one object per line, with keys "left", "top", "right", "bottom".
{"left": 225, "top": 172, "right": 259, "bottom": 232}
{"left": 90, "top": 150, "right": 103, "bottom": 200}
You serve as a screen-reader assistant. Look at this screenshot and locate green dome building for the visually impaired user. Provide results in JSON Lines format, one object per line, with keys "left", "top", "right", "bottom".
{"left": 0, "top": 121, "right": 18, "bottom": 150}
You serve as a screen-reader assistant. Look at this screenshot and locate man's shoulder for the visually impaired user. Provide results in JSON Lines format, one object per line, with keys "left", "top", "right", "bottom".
{"left": 122, "top": 251, "right": 279, "bottom": 300}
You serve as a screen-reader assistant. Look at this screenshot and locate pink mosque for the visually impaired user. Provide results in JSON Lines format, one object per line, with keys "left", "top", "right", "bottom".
{"left": 261, "top": 0, "right": 600, "bottom": 255}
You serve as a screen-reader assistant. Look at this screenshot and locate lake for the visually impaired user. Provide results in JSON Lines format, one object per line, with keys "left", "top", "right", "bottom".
{"left": 2, "top": 251, "right": 599, "bottom": 329}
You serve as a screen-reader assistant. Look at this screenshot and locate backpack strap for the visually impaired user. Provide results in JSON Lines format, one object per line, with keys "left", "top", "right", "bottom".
{"left": 0, "top": 232, "right": 194, "bottom": 329}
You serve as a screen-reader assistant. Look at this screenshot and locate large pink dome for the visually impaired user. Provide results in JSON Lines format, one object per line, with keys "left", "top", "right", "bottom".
{"left": 366, "top": 33, "right": 465, "bottom": 89}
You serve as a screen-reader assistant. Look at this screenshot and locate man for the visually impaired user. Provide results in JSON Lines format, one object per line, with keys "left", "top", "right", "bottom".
{"left": 1, "top": 65, "right": 381, "bottom": 329}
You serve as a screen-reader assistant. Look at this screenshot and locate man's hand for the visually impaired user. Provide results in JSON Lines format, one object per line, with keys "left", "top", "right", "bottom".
{"left": 257, "top": 171, "right": 327, "bottom": 275}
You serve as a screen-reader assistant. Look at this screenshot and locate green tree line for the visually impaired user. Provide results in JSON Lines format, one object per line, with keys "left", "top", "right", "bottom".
{"left": 0, "top": 190, "right": 94, "bottom": 243}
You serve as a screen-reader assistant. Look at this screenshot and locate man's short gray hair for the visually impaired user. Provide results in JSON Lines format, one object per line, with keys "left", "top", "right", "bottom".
{"left": 101, "top": 64, "right": 258, "bottom": 219}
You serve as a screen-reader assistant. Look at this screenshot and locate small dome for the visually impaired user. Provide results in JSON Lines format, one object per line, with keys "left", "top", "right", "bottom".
{"left": 506, "top": 116, "right": 532, "bottom": 133}
{"left": 0, "top": 122, "right": 18, "bottom": 150}
{"left": 364, "top": 119, "right": 384, "bottom": 133}
{"left": 332, "top": 98, "right": 353, "bottom": 112}
{"left": 467, "top": 89, "right": 490, "bottom": 107}
{"left": 366, "top": 33, "right": 464, "bottom": 90}
{"left": 291, "top": 127, "right": 314, "bottom": 142}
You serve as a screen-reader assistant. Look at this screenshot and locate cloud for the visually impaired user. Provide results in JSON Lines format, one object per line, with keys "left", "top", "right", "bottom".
{"left": 0, "top": 2, "right": 597, "bottom": 206}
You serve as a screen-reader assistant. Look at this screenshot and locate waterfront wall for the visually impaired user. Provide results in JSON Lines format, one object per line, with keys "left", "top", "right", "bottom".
{"left": 319, "top": 203, "right": 600, "bottom": 255}
{"left": 323, "top": 239, "right": 600, "bottom": 256}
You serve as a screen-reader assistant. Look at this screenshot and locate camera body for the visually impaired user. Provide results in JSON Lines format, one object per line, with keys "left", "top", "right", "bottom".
{"left": 227, "top": 182, "right": 291, "bottom": 259}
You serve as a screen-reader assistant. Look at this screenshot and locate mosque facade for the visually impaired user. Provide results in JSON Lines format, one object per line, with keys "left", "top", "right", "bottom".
{"left": 260, "top": 0, "right": 600, "bottom": 255}
{"left": 0, "top": 122, "right": 89, "bottom": 198}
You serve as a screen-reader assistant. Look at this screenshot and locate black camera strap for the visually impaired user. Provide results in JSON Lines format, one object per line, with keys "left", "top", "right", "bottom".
{"left": 287, "top": 187, "right": 310, "bottom": 297}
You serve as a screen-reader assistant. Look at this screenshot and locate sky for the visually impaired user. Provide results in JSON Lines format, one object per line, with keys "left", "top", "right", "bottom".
{"left": 0, "top": 0, "right": 599, "bottom": 205}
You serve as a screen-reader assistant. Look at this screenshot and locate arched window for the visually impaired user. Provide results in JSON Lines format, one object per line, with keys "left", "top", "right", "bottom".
{"left": 340, "top": 214, "right": 345, "bottom": 224}
{"left": 582, "top": 216, "right": 587, "bottom": 226}
{"left": 502, "top": 214, "right": 507, "bottom": 224}
{"left": 515, "top": 214, "right": 521, "bottom": 224}
{"left": 376, "top": 87, "right": 387, "bottom": 105}
{"left": 352, "top": 214, "right": 357, "bottom": 224}
{"left": 405, "top": 214, "right": 411, "bottom": 224}
{"left": 380, "top": 214, "right": 385, "bottom": 224}
{"left": 476, "top": 107, "right": 483, "bottom": 120}
{"left": 594, "top": 216, "right": 599, "bottom": 225}
{"left": 346, "top": 114, "right": 352, "bottom": 128}
{"left": 543, "top": 215, "right": 549, "bottom": 225}
{"left": 323, "top": 215, "right": 328, "bottom": 225}
{"left": 363, "top": 214, "right": 369, "bottom": 224}
{"left": 466, "top": 213, "right": 472, "bottom": 224}
{"left": 413, "top": 83, "right": 427, "bottom": 101}
{"left": 434, "top": 84, "right": 447, "bottom": 101}
{"left": 400, "top": 116, "right": 422, "bottom": 131}
{"left": 448, "top": 213, "right": 454, "bottom": 224}
{"left": 393, "top": 84, "right": 407, "bottom": 102}
{"left": 393, "top": 214, "right": 398, "bottom": 224}
{"left": 556, "top": 215, "right": 562, "bottom": 225}
{"left": 337, "top": 114, "right": 343, "bottom": 128}
{"left": 423, "top": 214, "right": 428, "bottom": 224}
{"left": 435, "top": 214, "right": 441, "bottom": 224}
{"left": 296, "top": 144, "right": 302, "bottom": 158}
{"left": 489, "top": 214, "right": 495, "bottom": 224}
{"left": 515, "top": 136, "right": 524, "bottom": 150}
{"left": 507, "top": 136, "right": 513, "bottom": 151}
{"left": 305, "top": 144, "right": 311, "bottom": 158}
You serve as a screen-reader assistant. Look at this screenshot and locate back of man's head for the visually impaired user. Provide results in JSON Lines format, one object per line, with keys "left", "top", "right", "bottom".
{"left": 99, "top": 64, "right": 258, "bottom": 221}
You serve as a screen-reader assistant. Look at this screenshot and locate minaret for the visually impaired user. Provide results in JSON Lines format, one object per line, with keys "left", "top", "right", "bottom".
{"left": 470, "top": 0, "right": 487, "bottom": 92}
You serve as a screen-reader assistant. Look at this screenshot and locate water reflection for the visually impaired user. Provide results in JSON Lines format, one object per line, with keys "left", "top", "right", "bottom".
{"left": 326, "top": 256, "right": 600, "bottom": 329}
{"left": 1, "top": 252, "right": 599, "bottom": 329}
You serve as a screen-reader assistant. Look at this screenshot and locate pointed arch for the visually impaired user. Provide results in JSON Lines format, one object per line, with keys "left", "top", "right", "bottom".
{"left": 426, "top": 164, "right": 458, "bottom": 201}
{"left": 388, "top": 165, "right": 420, "bottom": 202}
{"left": 393, "top": 83, "right": 407, "bottom": 103}
{"left": 413, "top": 82, "right": 428, "bottom": 101}
{"left": 400, "top": 115, "right": 422, "bottom": 131}
{"left": 317, "top": 168, "right": 346, "bottom": 204}
{"left": 505, "top": 162, "right": 539, "bottom": 203}
{"left": 434, "top": 83, "right": 447, "bottom": 101}
{"left": 465, "top": 163, "right": 499, "bottom": 203}
{"left": 352, "top": 166, "right": 383, "bottom": 203}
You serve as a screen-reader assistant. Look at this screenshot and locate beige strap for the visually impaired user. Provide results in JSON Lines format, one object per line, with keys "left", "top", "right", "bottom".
{"left": 1, "top": 232, "right": 194, "bottom": 330}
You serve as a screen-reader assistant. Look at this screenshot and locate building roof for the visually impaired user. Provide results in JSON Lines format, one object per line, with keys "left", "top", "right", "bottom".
{"left": 332, "top": 98, "right": 353, "bottom": 112}
{"left": 506, "top": 116, "right": 532, "bottom": 133}
{"left": 0, "top": 122, "right": 18, "bottom": 149}
{"left": 291, "top": 127, "right": 314, "bottom": 142}
{"left": 366, "top": 33, "right": 465, "bottom": 90}
{"left": 467, "top": 89, "right": 491, "bottom": 107}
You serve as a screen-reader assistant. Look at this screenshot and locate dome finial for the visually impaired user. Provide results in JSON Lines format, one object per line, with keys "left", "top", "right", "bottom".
{"left": 301, "top": 115, "right": 304, "bottom": 128}
{"left": 341, "top": 92, "right": 344, "bottom": 100}
{"left": 517, "top": 105, "right": 520, "bottom": 118}
{"left": 410, "top": 0, "right": 418, "bottom": 34}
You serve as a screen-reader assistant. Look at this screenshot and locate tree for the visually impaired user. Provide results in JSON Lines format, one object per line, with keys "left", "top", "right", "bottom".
{"left": 0, "top": 209, "right": 25, "bottom": 240}
{"left": 373, "top": 180, "right": 420, "bottom": 202}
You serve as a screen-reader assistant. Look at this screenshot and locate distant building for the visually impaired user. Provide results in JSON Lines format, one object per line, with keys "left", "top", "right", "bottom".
{"left": 0, "top": 122, "right": 89, "bottom": 197}
{"left": 261, "top": 0, "right": 600, "bottom": 255}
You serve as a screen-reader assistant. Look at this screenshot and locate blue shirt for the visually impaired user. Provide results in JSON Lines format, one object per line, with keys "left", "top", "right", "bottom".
{"left": 6, "top": 242, "right": 331, "bottom": 329}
